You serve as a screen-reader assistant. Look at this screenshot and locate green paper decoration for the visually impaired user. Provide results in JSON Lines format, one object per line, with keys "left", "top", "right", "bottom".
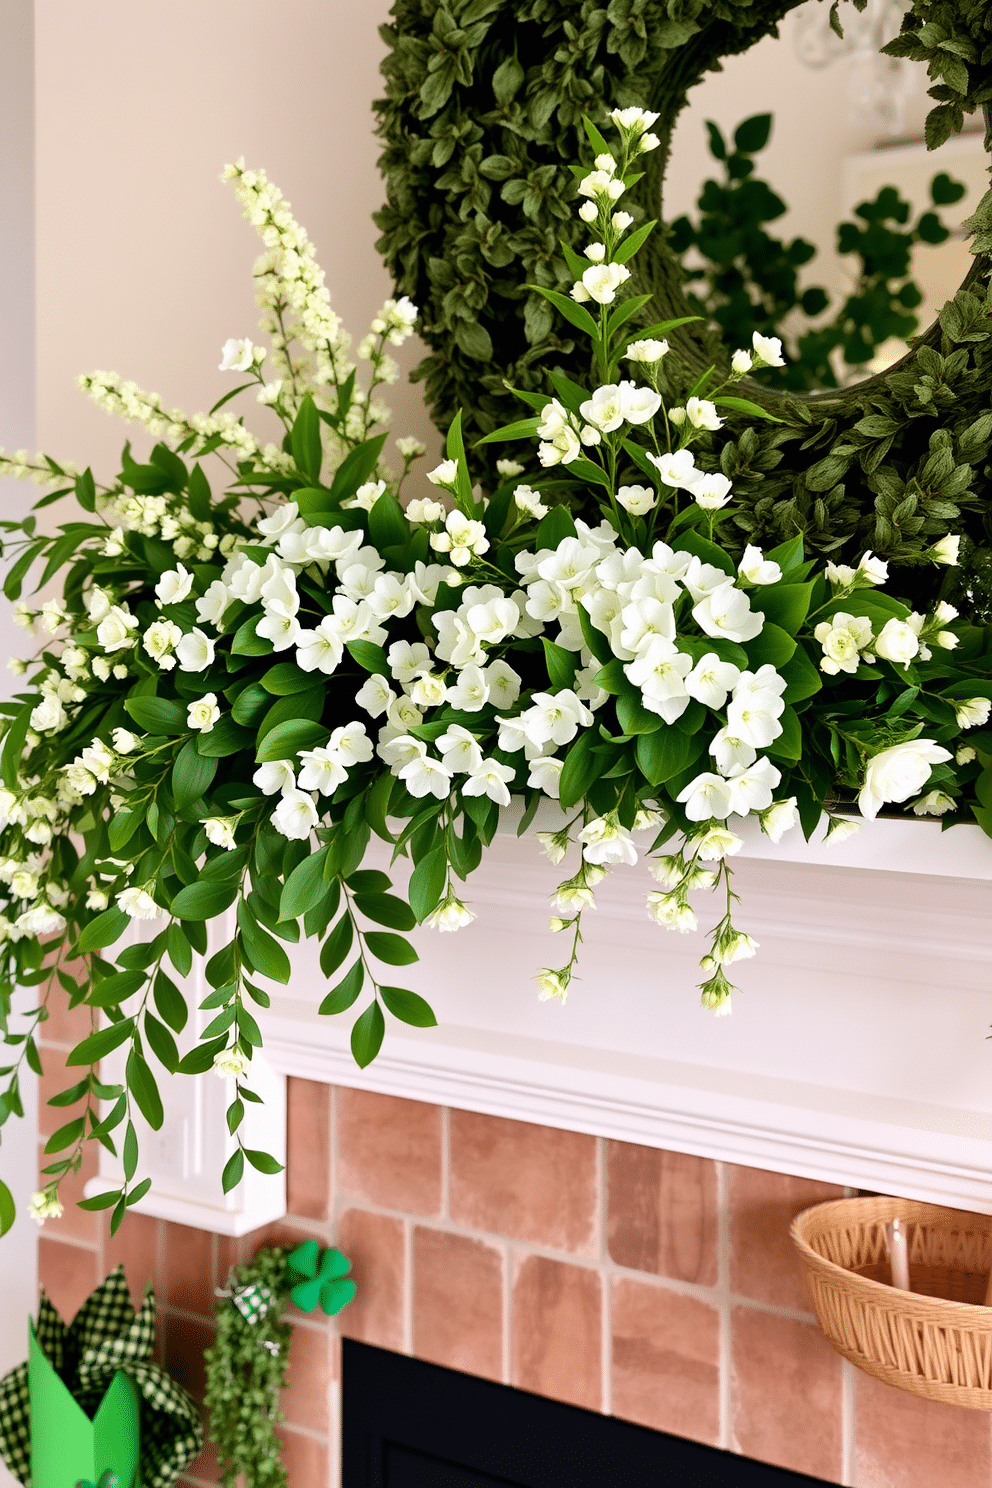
{"left": 0, "top": 1267, "right": 202, "bottom": 1488}
{"left": 375, "top": 0, "right": 992, "bottom": 611}
{"left": 286, "top": 1240, "right": 356, "bottom": 1316}
{"left": 28, "top": 1323, "right": 139, "bottom": 1488}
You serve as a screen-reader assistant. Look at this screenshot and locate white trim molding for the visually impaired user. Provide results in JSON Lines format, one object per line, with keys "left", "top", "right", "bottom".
{"left": 263, "top": 816, "right": 992, "bottom": 1216}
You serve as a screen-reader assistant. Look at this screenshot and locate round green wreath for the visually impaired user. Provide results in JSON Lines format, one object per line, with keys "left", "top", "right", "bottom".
{"left": 374, "top": 0, "right": 992, "bottom": 611}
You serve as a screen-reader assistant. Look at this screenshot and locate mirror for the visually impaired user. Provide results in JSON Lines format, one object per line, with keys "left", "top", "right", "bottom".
{"left": 663, "top": 0, "right": 986, "bottom": 389}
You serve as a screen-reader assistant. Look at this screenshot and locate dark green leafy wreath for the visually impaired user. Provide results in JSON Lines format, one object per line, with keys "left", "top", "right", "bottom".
{"left": 374, "top": 0, "right": 992, "bottom": 612}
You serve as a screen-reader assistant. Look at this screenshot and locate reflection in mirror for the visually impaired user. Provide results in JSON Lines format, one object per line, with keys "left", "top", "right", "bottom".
{"left": 664, "top": 0, "right": 987, "bottom": 390}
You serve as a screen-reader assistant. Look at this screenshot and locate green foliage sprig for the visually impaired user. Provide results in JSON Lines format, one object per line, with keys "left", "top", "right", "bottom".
{"left": 204, "top": 1247, "right": 294, "bottom": 1488}
{"left": 374, "top": 0, "right": 992, "bottom": 598}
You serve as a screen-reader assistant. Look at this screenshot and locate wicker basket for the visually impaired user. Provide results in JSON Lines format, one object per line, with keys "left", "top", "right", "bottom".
{"left": 790, "top": 1196, "right": 992, "bottom": 1409}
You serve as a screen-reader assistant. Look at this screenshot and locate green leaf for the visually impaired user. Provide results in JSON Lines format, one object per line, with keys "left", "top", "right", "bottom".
{"left": 752, "top": 582, "right": 813, "bottom": 634}
{"left": 475, "top": 417, "right": 542, "bottom": 447}
{"left": 291, "top": 395, "right": 322, "bottom": 481}
{"left": 222, "top": 1148, "right": 244, "bottom": 1193}
{"left": 744, "top": 623, "right": 797, "bottom": 669}
{"left": 408, "top": 847, "right": 447, "bottom": 922}
{"left": 319, "top": 959, "right": 364, "bottom": 1015}
{"left": 108, "top": 810, "right": 142, "bottom": 852}
{"left": 558, "top": 731, "right": 601, "bottom": 809}
{"left": 77, "top": 1188, "right": 122, "bottom": 1212}
{"left": 127, "top": 1050, "right": 164, "bottom": 1130}
{"left": 578, "top": 604, "right": 612, "bottom": 665}
{"left": 152, "top": 964, "right": 188, "bottom": 1035}
{"left": 261, "top": 662, "right": 314, "bottom": 696}
{"left": 616, "top": 693, "right": 663, "bottom": 736}
{"left": 166, "top": 923, "right": 192, "bottom": 977}
{"left": 172, "top": 737, "right": 218, "bottom": 810}
{"left": 78, "top": 905, "right": 130, "bottom": 955}
{"left": 346, "top": 639, "right": 390, "bottom": 676}
{"left": 88, "top": 969, "right": 147, "bottom": 1009}
{"left": 177, "top": 1035, "right": 227, "bottom": 1075}
{"left": 237, "top": 902, "right": 292, "bottom": 983}
{"left": 326, "top": 433, "right": 388, "bottom": 503}
{"left": 542, "top": 638, "right": 577, "bottom": 691}
{"left": 351, "top": 1001, "right": 385, "bottom": 1068}
{"left": 636, "top": 727, "right": 706, "bottom": 787}
{"left": 346, "top": 869, "right": 392, "bottom": 893}
{"left": 44, "top": 1117, "right": 85, "bottom": 1155}
{"left": 734, "top": 112, "right": 772, "bottom": 153}
{"left": 243, "top": 1147, "right": 284, "bottom": 1175}
{"left": 0, "top": 1179, "right": 12, "bottom": 1237}
{"left": 364, "top": 930, "right": 418, "bottom": 966}
{"left": 529, "top": 284, "right": 599, "bottom": 339}
{"left": 353, "top": 893, "right": 416, "bottom": 931}
{"left": 123, "top": 1120, "right": 138, "bottom": 1181}
{"left": 125, "top": 1177, "right": 152, "bottom": 1208}
{"left": 612, "top": 220, "right": 656, "bottom": 265}
{"left": 124, "top": 695, "right": 188, "bottom": 734}
{"left": 170, "top": 879, "right": 239, "bottom": 920}
{"left": 280, "top": 844, "right": 331, "bottom": 921}
{"left": 66, "top": 1018, "right": 135, "bottom": 1067}
{"left": 779, "top": 645, "right": 823, "bottom": 704}
{"left": 196, "top": 716, "right": 254, "bottom": 757}
{"left": 766, "top": 705, "right": 803, "bottom": 763}
{"left": 231, "top": 614, "right": 274, "bottom": 657}
{"left": 255, "top": 718, "right": 328, "bottom": 763}
{"left": 380, "top": 985, "right": 437, "bottom": 1028}
{"left": 319, "top": 911, "right": 354, "bottom": 978}
{"left": 144, "top": 1012, "right": 180, "bottom": 1073}
{"left": 711, "top": 395, "right": 782, "bottom": 422}
{"left": 368, "top": 492, "right": 410, "bottom": 550}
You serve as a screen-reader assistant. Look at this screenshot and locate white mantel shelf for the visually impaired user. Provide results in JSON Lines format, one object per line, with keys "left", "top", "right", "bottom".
{"left": 259, "top": 813, "right": 992, "bottom": 1216}
{"left": 103, "top": 815, "right": 991, "bottom": 1232}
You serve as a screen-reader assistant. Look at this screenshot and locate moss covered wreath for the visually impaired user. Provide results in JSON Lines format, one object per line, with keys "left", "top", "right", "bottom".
{"left": 375, "top": 0, "right": 992, "bottom": 613}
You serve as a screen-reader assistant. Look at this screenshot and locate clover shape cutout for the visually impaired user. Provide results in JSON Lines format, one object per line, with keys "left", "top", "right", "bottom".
{"left": 286, "top": 1240, "right": 356, "bottom": 1316}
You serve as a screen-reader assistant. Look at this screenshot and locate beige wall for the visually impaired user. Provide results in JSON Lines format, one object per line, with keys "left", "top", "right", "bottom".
{"left": 34, "top": 0, "right": 437, "bottom": 483}
{"left": 32, "top": 3, "right": 972, "bottom": 488}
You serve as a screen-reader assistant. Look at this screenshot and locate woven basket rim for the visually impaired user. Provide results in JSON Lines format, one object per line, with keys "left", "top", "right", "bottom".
{"left": 790, "top": 1197, "right": 992, "bottom": 1321}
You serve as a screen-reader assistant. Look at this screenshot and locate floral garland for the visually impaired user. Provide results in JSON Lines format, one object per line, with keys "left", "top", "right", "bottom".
{"left": 0, "top": 114, "right": 990, "bottom": 1234}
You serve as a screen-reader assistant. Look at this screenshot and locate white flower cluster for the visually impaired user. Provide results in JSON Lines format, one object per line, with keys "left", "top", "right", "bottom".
{"left": 79, "top": 371, "right": 292, "bottom": 475}
{"left": 0, "top": 449, "right": 80, "bottom": 490}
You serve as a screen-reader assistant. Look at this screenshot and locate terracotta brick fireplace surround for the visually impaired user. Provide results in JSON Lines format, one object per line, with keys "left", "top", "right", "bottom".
{"left": 35, "top": 985, "right": 992, "bottom": 1488}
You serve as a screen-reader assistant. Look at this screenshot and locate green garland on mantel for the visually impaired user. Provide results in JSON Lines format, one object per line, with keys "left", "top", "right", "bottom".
{"left": 374, "top": 0, "right": 992, "bottom": 611}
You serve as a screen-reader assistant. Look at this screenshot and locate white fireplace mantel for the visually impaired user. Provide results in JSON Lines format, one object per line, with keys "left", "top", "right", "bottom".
{"left": 265, "top": 812, "right": 992, "bottom": 1213}
{"left": 105, "top": 813, "right": 992, "bottom": 1231}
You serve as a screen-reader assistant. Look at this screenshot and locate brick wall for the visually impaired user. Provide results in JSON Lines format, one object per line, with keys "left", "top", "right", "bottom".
{"left": 34, "top": 1010, "right": 992, "bottom": 1488}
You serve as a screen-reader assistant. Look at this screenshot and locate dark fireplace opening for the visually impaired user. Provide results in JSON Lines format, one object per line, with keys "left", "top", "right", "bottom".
{"left": 343, "top": 1340, "right": 832, "bottom": 1487}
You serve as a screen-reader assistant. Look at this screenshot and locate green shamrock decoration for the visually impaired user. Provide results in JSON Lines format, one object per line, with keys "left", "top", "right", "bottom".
{"left": 285, "top": 1241, "right": 356, "bottom": 1316}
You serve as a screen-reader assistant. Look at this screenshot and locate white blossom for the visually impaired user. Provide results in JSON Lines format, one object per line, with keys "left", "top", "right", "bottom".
{"left": 955, "top": 697, "right": 991, "bottom": 729}
{"left": 425, "top": 890, "right": 475, "bottom": 931}
{"left": 143, "top": 618, "right": 183, "bottom": 669}
{"left": 859, "top": 739, "right": 952, "bottom": 819}
{"left": 187, "top": 693, "right": 221, "bottom": 733}
{"left": 616, "top": 484, "right": 656, "bottom": 515}
{"left": 28, "top": 1191, "right": 64, "bottom": 1225}
{"left": 874, "top": 617, "right": 920, "bottom": 668}
{"left": 155, "top": 564, "right": 194, "bottom": 607}
{"left": 176, "top": 627, "right": 216, "bottom": 672}
{"left": 580, "top": 816, "right": 637, "bottom": 866}
{"left": 737, "top": 545, "right": 782, "bottom": 586}
{"left": 427, "top": 458, "right": 459, "bottom": 488}
{"left": 218, "top": 337, "right": 259, "bottom": 372}
{"left": 912, "top": 790, "right": 955, "bottom": 816}
{"left": 751, "top": 331, "right": 785, "bottom": 368}
{"left": 731, "top": 349, "right": 753, "bottom": 374}
{"left": 405, "top": 498, "right": 446, "bottom": 525}
{"left": 625, "top": 338, "right": 668, "bottom": 363}
{"left": 759, "top": 797, "right": 798, "bottom": 842}
{"left": 97, "top": 605, "right": 139, "bottom": 653}
{"left": 298, "top": 747, "right": 347, "bottom": 795}
{"left": 513, "top": 485, "right": 548, "bottom": 519}
{"left": 205, "top": 817, "right": 238, "bottom": 849}
{"left": 685, "top": 654, "right": 741, "bottom": 710}
{"left": 272, "top": 787, "right": 320, "bottom": 839}
{"left": 684, "top": 397, "right": 723, "bottom": 430}
{"left": 693, "top": 583, "right": 764, "bottom": 643}
{"left": 677, "top": 772, "right": 734, "bottom": 821}
{"left": 213, "top": 1047, "right": 249, "bottom": 1079}
{"left": 929, "top": 535, "right": 960, "bottom": 566}
{"left": 253, "top": 759, "right": 297, "bottom": 796}
{"left": 117, "top": 885, "right": 163, "bottom": 920}
{"left": 814, "top": 613, "right": 874, "bottom": 676}
{"left": 528, "top": 756, "right": 563, "bottom": 797}
{"left": 398, "top": 754, "right": 453, "bottom": 799}
{"left": 464, "top": 757, "right": 515, "bottom": 806}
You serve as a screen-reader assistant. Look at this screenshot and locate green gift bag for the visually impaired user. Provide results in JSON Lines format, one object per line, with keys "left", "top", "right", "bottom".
{"left": 0, "top": 1266, "right": 201, "bottom": 1488}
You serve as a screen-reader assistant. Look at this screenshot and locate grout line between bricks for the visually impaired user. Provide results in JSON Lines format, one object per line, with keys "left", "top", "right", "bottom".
{"left": 441, "top": 1103, "right": 450, "bottom": 1221}
{"left": 596, "top": 1136, "right": 610, "bottom": 1416}
{"left": 403, "top": 1216, "right": 414, "bottom": 1355}
{"left": 502, "top": 1235, "right": 512, "bottom": 1386}
{"left": 716, "top": 1160, "right": 732, "bottom": 1453}
{"left": 841, "top": 1358, "right": 855, "bottom": 1486}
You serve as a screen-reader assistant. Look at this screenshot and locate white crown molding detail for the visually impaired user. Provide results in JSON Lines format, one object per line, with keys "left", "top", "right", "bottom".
{"left": 260, "top": 817, "right": 992, "bottom": 1218}
{"left": 89, "top": 817, "right": 992, "bottom": 1231}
